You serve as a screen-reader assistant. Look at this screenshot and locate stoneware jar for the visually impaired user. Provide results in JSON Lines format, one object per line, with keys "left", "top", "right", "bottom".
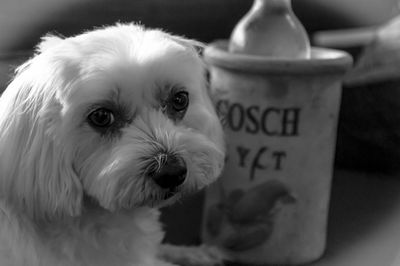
{"left": 202, "top": 40, "right": 352, "bottom": 265}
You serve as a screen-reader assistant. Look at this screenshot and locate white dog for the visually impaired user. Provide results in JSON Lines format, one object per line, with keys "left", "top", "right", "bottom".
{"left": 0, "top": 23, "right": 225, "bottom": 266}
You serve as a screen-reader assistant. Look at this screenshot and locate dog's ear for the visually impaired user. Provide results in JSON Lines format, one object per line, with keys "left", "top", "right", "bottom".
{"left": 36, "top": 34, "right": 65, "bottom": 54}
{"left": 168, "top": 34, "right": 205, "bottom": 57}
{"left": 0, "top": 52, "right": 83, "bottom": 220}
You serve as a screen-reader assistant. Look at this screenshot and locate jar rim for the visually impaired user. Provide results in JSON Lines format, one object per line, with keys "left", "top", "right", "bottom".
{"left": 204, "top": 40, "right": 353, "bottom": 75}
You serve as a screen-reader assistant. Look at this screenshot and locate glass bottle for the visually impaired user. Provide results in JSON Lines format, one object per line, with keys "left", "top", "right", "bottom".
{"left": 229, "top": 0, "right": 310, "bottom": 58}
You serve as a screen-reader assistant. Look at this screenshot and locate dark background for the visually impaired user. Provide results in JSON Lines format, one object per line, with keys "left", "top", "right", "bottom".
{"left": 0, "top": 0, "right": 398, "bottom": 53}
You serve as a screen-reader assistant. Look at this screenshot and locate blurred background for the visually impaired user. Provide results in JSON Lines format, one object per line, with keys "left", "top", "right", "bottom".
{"left": 0, "top": 0, "right": 398, "bottom": 53}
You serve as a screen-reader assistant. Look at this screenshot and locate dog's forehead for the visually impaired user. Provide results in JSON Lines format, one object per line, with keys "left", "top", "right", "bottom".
{"left": 64, "top": 28, "right": 203, "bottom": 110}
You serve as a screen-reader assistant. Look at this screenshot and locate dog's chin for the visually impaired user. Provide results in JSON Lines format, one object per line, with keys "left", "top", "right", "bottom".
{"left": 156, "top": 189, "right": 183, "bottom": 208}
{"left": 83, "top": 187, "right": 184, "bottom": 212}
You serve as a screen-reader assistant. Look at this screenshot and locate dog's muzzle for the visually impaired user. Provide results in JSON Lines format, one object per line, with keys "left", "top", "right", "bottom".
{"left": 147, "top": 153, "right": 187, "bottom": 189}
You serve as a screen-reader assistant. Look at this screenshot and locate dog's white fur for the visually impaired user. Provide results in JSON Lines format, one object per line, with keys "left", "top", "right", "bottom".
{"left": 0, "top": 24, "right": 225, "bottom": 266}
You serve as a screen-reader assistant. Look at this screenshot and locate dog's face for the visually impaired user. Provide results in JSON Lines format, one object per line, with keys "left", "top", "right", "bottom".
{"left": 0, "top": 24, "right": 224, "bottom": 219}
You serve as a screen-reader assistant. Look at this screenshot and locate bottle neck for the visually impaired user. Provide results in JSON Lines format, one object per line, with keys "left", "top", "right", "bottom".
{"left": 252, "top": 0, "right": 292, "bottom": 13}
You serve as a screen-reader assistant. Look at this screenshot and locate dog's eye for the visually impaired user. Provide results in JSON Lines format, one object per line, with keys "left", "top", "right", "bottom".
{"left": 171, "top": 91, "right": 189, "bottom": 112}
{"left": 88, "top": 108, "right": 115, "bottom": 128}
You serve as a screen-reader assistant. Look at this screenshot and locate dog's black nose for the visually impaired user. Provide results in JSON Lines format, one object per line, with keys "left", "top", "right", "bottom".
{"left": 149, "top": 154, "right": 187, "bottom": 189}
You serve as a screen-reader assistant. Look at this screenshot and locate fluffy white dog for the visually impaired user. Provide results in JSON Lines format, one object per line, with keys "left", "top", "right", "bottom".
{"left": 0, "top": 23, "right": 225, "bottom": 266}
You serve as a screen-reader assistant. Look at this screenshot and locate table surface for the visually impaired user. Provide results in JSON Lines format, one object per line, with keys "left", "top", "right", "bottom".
{"left": 162, "top": 169, "right": 400, "bottom": 266}
{"left": 310, "top": 170, "right": 400, "bottom": 266}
